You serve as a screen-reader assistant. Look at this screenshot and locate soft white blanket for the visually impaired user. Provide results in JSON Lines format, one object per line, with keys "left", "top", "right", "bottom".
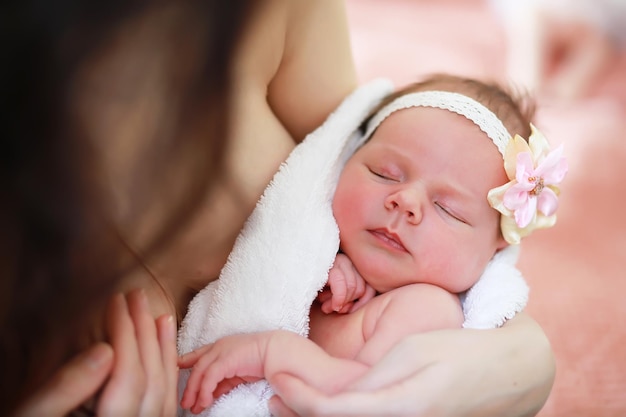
{"left": 176, "top": 79, "right": 529, "bottom": 417}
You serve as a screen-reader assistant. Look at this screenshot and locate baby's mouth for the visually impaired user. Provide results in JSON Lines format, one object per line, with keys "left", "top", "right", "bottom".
{"left": 369, "top": 229, "right": 408, "bottom": 252}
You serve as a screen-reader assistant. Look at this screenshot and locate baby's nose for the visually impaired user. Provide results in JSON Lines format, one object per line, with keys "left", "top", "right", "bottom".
{"left": 384, "top": 187, "right": 424, "bottom": 224}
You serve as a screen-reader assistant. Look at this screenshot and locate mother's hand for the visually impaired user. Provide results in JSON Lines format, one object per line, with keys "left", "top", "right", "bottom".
{"left": 268, "top": 313, "right": 555, "bottom": 417}
{"left": 15, "top": 290, "right": 178, "bottom": 417}
{"left": 96, "top": 290, "right": 179, "bottom": 416}
{"left": 15, "top": 343, "right": 114, "bottom": 417}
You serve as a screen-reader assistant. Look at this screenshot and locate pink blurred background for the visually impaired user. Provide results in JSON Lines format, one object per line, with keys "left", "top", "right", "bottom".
{"left": 346, "top": 1, "right": 626, "bottom": 416}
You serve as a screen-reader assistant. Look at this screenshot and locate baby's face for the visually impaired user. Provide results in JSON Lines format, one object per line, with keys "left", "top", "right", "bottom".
{"left": 333, "top": 107, "right": 508, "bottom": 294}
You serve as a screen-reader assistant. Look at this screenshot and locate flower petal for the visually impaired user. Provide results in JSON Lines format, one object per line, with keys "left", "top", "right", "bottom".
{"left": 545, "top": 158, "right": 568, "bottom": 185}
{"left": 515, "top": 152, "right": 535, "bottom": 184}
{"left": 534, "top": 213, "right": 557, "bottom": 230}
{"left": 500, "top": 216, "right": 523, "bottom": 245}
{"left": 514, "top": 195, "right": 537, "bottom": 228}
{"left": 537, "top": 187, "right": 559, "bottom": 216}
{"left": 528, "top": 124, "right": 551, "bottom": 162}
{"left": 539, "top": 147, "right": 568, "bottom": 185}
{"left": 503, "top": 182, "right": 532, "bottom": 211}
{"left": 487, "top": 182, "right": 514, "bottom": 216}
{"left": 504, "top": 135, "right": 531, "bottom": 179}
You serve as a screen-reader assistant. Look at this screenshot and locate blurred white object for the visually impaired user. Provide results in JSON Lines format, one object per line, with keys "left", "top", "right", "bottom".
{"left": 489, "top": 0, "right": 626, "bottom": 98}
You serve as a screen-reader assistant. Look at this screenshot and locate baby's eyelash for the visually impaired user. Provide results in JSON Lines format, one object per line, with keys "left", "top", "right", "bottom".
{"left": 368, "top": 168, "right": 393, "bottom": 180}
{"left": 435, "top": 202, "right": 467, "bottom": 224}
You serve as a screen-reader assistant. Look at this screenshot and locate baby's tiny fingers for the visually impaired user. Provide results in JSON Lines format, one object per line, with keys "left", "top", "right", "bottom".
{"left": 178, "top": 344, "right": 213, "bottom": 368}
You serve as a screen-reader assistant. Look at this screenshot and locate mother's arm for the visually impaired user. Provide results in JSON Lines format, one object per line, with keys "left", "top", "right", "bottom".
{"left": 268, "top": 312, "right": 555, "bottom": 417}
{"left": 266, "top": 0, "right": 358, "bottom": 142}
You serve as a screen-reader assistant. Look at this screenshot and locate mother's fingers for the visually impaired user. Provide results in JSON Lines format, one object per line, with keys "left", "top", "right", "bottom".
{"left": 98, "top": 291, "right": 180, "bottom": 417}
{"left": 270, "top": 373, "right": 345, "bottom": 417}
{"left": 156, "top": 313, "right": 178, "bottom": 416}
{"left": 127, "top": 289, "right": 169, "bottom": 416}
{"left": 267, "top": 393, "right": 300, "bottom": 417}
{"left": 268, "top": 373, "right": 313, "bottom": 417}
{"left": 178, "top": 343, "right": 214, "bottom": 368}
{"left": 97, "top": 293, "right": 145, "bottom": 416}
{"left": 20, "top": 291, "right": 178, "bottom": 417}
{"left": 270, "top": 372, "right": 426, "bottom": 417}
{"left": 349, "top": 284, "right": 376, "bottom": 313}
{"left": 16, "top": 343, "right": 113, "bottom": 417}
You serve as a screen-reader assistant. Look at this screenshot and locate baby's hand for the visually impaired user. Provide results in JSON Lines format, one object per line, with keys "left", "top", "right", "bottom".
{"left": 178, "top": 333, "right": 268, "bottom": 414}
{"left": 318, "top": 253, "right": 376, "bottom": 314}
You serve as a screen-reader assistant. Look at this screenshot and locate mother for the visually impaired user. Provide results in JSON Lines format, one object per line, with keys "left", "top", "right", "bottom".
{"left": 4, "top": 0, "right": 555, "bottom": 416}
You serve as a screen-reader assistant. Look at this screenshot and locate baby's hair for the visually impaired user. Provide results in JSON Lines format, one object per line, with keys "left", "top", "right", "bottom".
{"left": 364, "top": 73, "right": 536, "bottom": 141}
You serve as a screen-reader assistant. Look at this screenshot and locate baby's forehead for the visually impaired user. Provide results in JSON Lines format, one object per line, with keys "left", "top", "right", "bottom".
{"left": 368, "top": 116, "right": 507, "bottom": 176}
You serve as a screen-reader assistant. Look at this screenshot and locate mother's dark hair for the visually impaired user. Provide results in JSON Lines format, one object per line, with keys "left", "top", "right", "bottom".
{"left": 0, "top": 0, "right": 253, "bottom": 414}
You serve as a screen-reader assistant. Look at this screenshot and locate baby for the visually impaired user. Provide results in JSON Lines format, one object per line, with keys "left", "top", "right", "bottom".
{"left": 178, "top": 74, "right": 567, "bottom": 414}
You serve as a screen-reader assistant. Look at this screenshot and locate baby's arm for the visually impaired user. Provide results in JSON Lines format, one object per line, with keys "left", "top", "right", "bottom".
{"left": 311, "top": 282, "right": 465, "bottom": 365}
{"left": 317, "top": 253, "right": 376, "bottom": 314}
{"left": 178, "top": 331, "right": 368, "bottom": 415}
{"left": 179, "top": 284, "right": 464, "bottom": 414}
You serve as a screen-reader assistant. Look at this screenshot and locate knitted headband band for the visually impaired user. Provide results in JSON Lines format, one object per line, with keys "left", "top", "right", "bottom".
{"left": 363, "top": 90, "right": 512, "bottom": 156}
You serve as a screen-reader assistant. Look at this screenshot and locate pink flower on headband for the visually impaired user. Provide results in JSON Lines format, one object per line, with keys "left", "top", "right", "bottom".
{"left": 488, "top": 125, "right": 568, "bottom": 244}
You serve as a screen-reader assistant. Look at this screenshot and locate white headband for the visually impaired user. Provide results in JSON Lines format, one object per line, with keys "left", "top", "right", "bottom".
{"left": 363, "top": 91, "right": 512, "bottom": 156}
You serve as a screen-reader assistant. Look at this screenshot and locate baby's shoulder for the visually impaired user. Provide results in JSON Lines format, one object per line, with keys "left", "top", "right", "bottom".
{"left": 364, "top": 284, "right": 464, "bottom": 336}
{"left": 385, "top": 283, "right": 461, "bottom": 311}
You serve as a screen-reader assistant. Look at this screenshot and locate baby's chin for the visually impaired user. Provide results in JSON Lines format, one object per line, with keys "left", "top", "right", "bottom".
{"left": 417, "top": 269, "right": 480, "bottom": 295}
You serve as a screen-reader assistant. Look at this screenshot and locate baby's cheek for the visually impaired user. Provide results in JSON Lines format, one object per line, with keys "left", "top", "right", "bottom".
{"left": 333, "top": 182, "right": 361, "bottom": 224}
{"left": 423, "top": 246, "right": 477, "bottom": 293}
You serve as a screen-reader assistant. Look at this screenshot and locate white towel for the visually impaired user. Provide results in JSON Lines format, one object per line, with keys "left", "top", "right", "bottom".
{"left": 176, "top": 79, "right": 529, "bottom": 417}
